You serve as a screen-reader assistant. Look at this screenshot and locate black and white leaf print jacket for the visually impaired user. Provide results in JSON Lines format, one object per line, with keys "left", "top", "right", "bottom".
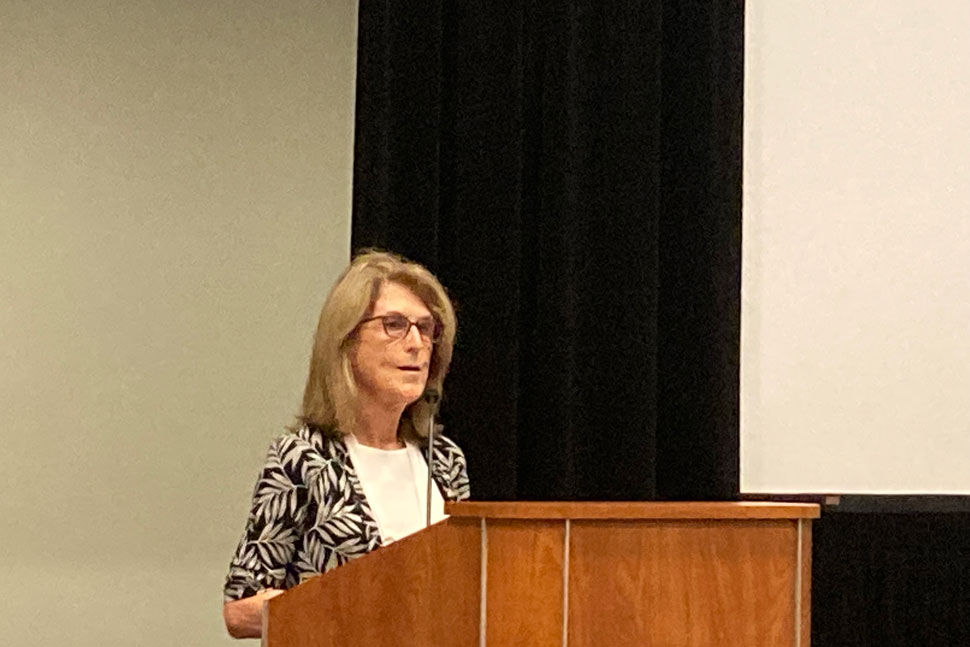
{"left": 223, "top": 424, "right": 470, "bottom": 601}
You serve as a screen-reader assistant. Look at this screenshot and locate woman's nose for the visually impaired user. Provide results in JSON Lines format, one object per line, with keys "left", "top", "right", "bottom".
{"left": 403, "top": 322, "right": 426, "bottom": 348}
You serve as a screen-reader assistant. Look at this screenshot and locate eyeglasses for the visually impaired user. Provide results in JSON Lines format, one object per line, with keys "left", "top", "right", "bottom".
{"left": 357, "top": 313, "right": 442, "bottom": 343}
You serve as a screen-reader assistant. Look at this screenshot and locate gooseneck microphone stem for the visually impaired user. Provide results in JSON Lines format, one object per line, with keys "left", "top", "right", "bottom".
{"left": 424, "top": 389, "right": 440, "bottom": 528}
{"left": 426, "top": 415, "right": 435, "bottom": 527}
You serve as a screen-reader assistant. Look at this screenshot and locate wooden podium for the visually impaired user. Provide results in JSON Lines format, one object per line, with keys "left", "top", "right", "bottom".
{"left": 265, "top": 501, "right": 819, "bottom": 647}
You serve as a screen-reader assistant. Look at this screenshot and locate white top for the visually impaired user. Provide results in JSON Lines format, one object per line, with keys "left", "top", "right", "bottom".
{"left": 345, "top": 435, "right": 448, "bottom": 544}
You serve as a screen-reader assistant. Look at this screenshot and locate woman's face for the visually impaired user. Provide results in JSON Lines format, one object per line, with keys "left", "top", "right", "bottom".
{"left": 351, "top": 281, "right": 434, "bottom": 410}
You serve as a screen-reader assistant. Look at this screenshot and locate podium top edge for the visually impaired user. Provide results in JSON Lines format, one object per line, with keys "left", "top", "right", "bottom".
{"left": 445, "top": 501, "right": 821, "bottom": 520}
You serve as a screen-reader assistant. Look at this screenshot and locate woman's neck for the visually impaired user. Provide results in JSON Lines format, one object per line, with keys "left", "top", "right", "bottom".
{"left": 352, "top": 398, "right": 406, "bottom": 449}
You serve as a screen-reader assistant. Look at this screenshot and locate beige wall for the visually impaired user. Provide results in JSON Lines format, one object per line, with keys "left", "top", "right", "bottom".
{"left": 0, "top": 1, "right": 358, "bottom": 643}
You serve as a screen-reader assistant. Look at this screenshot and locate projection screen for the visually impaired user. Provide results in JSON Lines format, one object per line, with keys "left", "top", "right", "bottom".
{"left": 741, "top": 0, "right": 970, "bottom": 494}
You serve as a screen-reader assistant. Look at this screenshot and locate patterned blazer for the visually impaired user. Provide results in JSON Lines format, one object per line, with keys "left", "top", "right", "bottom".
{"left": 223, "top": 424, "right": 470, "bottom": 601}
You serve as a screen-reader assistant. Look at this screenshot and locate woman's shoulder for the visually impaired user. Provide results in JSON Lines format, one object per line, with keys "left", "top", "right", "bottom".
{"left": 290, "top": 422, "right": 340, "bottom": 449}
{"left": 430, "top": 432, "right": 466, "bottom": 461}
{"left": 428, "top": 432, "right": 470, "bottom": 501}
{"left": 264, "top": 423, "right": 347, "bottom": 482}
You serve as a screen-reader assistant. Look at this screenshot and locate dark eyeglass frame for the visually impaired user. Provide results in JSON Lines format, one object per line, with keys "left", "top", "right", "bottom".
{"left": 356, "top": 313, "right": 443, "bottom": 343}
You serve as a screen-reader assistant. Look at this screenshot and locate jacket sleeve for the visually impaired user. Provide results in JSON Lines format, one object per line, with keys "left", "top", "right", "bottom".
{"left": 223, "top": 434, "right": 309, "bottom": 601}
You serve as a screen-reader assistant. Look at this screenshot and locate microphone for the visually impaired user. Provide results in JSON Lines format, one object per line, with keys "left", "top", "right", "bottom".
{"left": 423, "top": 388, "right": 441, "bottom": 527}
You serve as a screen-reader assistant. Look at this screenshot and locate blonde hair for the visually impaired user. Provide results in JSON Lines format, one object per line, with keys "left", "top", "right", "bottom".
{"left": 299, "top": 250, "right": 457, "bottom": 441}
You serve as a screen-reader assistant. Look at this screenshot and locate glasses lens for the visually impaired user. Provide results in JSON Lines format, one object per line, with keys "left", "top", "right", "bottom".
{"left": 415, "top": 318, "right": 439, "bottom": 340}
{"left": 382, "top": 315, "right": 410, "bottom": 337}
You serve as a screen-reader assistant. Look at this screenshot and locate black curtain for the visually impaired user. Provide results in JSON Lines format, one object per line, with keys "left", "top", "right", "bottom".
{"left": 812, "top": 510, "right": 970, "bottom": 646}
{"left": 351, "top": 0, "right": 742, "bottom": 502}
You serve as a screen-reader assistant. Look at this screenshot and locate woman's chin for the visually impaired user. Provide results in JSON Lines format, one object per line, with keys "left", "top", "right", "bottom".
{"left": 376, "top": 381, "right": 427, "bottom": 407}
{"left": 402, "top": 385, "right": 428, "bottom": 403}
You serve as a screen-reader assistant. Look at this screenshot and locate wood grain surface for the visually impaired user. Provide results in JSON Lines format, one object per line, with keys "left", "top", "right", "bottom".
{"left": 799, "top": 520, "right": 812, "bottom": 647}
{"left": 568, "top": 519, "right": 801, "bottom": 647}
{"left": 485, "top": 519, "right": 564, "bottom": 647}
{"left": 447, "top": 500, "right": 820, "bottom": 520}
{"left": 266, "top": 517, "right": 481, "bottom": 647}
{"left": 267, "top": 505, "right": 814, "bottom": 647}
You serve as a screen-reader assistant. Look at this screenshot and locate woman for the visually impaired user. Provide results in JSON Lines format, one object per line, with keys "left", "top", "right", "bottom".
{"left": 222, "top": 251, "right": 470, "bottom": 639}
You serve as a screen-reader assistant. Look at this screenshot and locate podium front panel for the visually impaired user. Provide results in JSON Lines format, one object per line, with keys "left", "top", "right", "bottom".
{"left": 569, "top": 519, "right": 804, "bottom": 647}
{"left": 267, "top": 502, "right": 816, "bottom": 647}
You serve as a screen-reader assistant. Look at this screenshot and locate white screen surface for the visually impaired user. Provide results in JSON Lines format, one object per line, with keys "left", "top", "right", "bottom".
{"left": 741, "top": 1, "right": 970, "bottom": 494}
